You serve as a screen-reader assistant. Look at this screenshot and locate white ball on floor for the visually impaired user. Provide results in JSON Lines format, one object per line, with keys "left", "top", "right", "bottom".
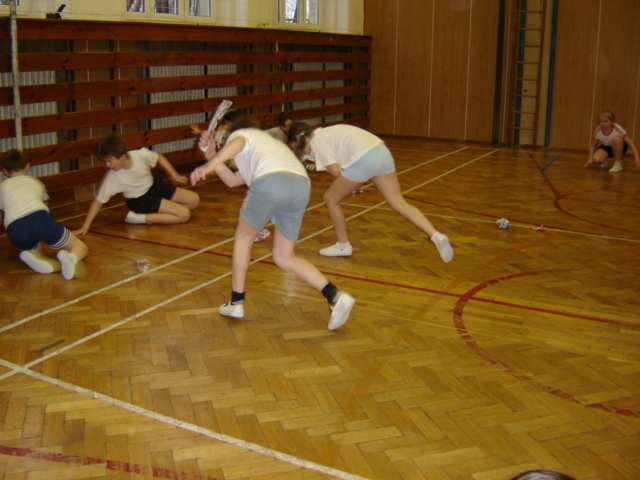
{"left": 496, "top": 218, "right": 510, "bottom": 229}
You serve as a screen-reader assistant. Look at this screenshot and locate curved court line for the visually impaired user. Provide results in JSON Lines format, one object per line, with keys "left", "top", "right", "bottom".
{"left": 0, "top": 146, "right": 470, "bottom": 335}
{"left": 0, "top": 358, "right": 367, "bottom": 480}
{"left": 452, "top": 271, "right": 638, "bottom": 418}
{"left": 528, "top": 153, "right": 635, "bottom": 234}
{"left": 91, "top": 228, "right": 640, "bottom": 331}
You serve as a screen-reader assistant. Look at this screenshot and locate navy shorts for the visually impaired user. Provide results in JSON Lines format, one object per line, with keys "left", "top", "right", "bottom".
{"left": 125, "top": 178, "right": 176, "bottom": 214}
{"left": 6, "top": 210, "right": 70, "bottom": 251}
{"left": 597, "top": 143, "right": 628, "bottom": 158}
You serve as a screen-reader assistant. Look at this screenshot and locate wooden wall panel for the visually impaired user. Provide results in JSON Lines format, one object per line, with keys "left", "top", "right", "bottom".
{"left": 466, "top": 0, "right": 499, "bottom": 142}
{"left": 549, "top": 0, "right": 599, "bottom": 149}
{"left": 593, "top": 0, "right": 640, "bottom": 140}
{"left": 550, "top": 0, "right": 640, "bottom": 150}
{"left": 429, "top": 0, "right": 471, "bottom": 140}
{"left": 395, "top": 0, "right": 432, "bottom": 137}
{"left": 364, "top": 0, "right": 398, "bottom": 134}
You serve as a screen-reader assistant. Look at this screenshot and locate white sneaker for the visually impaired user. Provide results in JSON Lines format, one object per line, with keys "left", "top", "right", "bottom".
{"left": 57, "top": 250, "right": 78, "bottom": 280}
{"left": 19, "top": 250, "right": 55, "bottom": 274}
{"left": 328, "top": 292, "right": 355, "bottom": 331}
{"left": 431, "top": 232, "right": 454, "bottom": 263}
{"left": 609, "top": 161, "right": 623, "bottom": 173}
{"left": 254, "top": 228, "right": 271, "bottom": 243}
{"left": 125, "top": 211, "right": 147, "bottom": 224}
{"left": 319, "top": 242, "right": 353, "bottom": 257}
{"left": 218, "top": 302, "right": 244, "bottom": 319}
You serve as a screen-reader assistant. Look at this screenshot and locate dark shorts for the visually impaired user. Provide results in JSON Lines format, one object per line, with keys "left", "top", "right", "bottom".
{"left": 6, "top": 210, "right": 70, "bottom": 251}
{"left": 125, "top": 178, "right": 176, "bottom": 214}
{"left": 597, "top": 143, "right": 628, "bottom": 158}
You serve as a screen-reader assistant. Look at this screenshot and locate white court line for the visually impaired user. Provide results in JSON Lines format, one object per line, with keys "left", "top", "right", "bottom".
{"left": 340, "top": 204, "right": 640, "bottom": 244}
{"left": 0, "top": 357, "right": 367, "bottom": 480}
{"left": 0, "top": 146, "right": 470, "bottom": 335}
{"left": 0, "top": 148, "right": 496, "bottom": 480}
{"left": 0, "top": 148, "right": 495, "bottom": 380}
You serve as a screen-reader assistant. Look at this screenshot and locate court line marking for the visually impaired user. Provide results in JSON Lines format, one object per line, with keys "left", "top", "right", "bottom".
{"left": 0, "top": 357, "right": 367, "bottom": 480}
{"left": 0, "top": 146, "right": 470, "bottom": 335}
{"left": 7, "top": 149, "right": 497, "bottom": 375}
{"left": 90, "top": 229, "right": 640, "bottom": 331}
{"left": 0, "top": 147, "right": 495, "bottom": 480}
{"left": 340, "top": 203, "right": 640, "bottom": 244}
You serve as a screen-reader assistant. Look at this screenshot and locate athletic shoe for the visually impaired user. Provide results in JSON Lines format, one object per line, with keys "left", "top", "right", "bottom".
{"left": 431, "top": 232, "right": 454, "bottom": 263}
{"left": 218, "top": 302, "right": 244, "bottom": 319}
{"left": 328, "top": 292, "right": 355, "bottom": 330}
{"left": 319, "top": 243, "right": 353, "bottom": 257}
{"left": 57, "top": 250, "right": 78, "bottom": 280}
{"left": 609, "top": 161, "right": 623, "bottom": 173}
{"left": 125, "top": 211, "right": 147, "bottom": 224}
{"left": 254, "top": 228, "right": 271, "bottom": 243}
{"left": 19, "top": 250, "right": 55, "bottom": 274}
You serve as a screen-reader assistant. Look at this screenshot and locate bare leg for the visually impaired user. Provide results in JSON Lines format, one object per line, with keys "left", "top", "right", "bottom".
{"left": 323, "top": 176, "right": 363, "bottom": 244}
{"left": 171, "top": 187, "right": 200, "bottom": 210}
{"left": 610, "top": 137, "right": 624, "bottom": 172}
{"left": 272, "top": 229, "right": 328, "bottom": 291}
{"left": 372, "top": 173, "right": 437, "bottom": 237}
{"left": 231, "top": 219, "right": 258, "bottom": 293}
{"left": 145, "top": 199, "right": 191, "bottom": 224}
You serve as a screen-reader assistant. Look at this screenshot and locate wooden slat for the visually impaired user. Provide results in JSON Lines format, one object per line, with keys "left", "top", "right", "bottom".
{"left": 0, "top": 86, "right": 369, "bottom": 138}
{"left": 22, "top": 101, "right": 369, "bottom": 166}
{"left": 0, "top": 69, "right": 369, "bottom": 106}
{"left": 0, "top": 18, "right": 371, "bottom": 47}
{"left": 0, "top": 50, "right": 370, "bottom": 73}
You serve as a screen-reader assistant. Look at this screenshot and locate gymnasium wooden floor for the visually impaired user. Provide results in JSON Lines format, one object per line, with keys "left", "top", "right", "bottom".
{"left": 0, "top": 139, "right": 639, "bottom": 480}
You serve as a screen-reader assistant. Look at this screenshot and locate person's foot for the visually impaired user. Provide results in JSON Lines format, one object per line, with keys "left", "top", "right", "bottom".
{"left": 125, "top": 211, "right": 147, "bottom": 224}
{"left": 254, "top": 228, "right": 271, "bottom": 243}
{"left": 328, "top": 292, "right": 355, "bottom": 330}
{"left": 319, "top": 242, "right": 352, "bottom": 257}
{"left": 19, "top": 250, "right": 56, "bottom": 274}
{"left": 218, "top": 302, "right": 244, "bottom": 319}
{"left": 609, "top": 161, "right": 623, "bottom": 173}
{"left": 431, "top": 232, "right": 454, "bottom": 263}
{"left": 57, "top": 250, "right": 78, "bottom": 280}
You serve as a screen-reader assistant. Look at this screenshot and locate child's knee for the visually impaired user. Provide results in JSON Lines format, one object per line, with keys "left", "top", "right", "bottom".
{"left": 189, "top": 192, "right": 200, "bottom": 209}
{"left": 177, "top": 207, "right": 191, "bottom": 223}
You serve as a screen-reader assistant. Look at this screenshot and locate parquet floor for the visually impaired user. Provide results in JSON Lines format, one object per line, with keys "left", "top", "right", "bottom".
{"left": 0, "top": 140, "right": 639, "bottom": 479}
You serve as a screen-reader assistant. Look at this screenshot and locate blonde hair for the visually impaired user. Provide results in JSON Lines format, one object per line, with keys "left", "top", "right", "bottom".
{"left": 599, "top": 111, "right": 615, "bottom": 122}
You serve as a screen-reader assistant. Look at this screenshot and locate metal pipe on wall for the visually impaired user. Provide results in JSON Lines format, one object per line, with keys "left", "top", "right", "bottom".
{"left": 9, "top": 0, "right": 23, "bottom": 151}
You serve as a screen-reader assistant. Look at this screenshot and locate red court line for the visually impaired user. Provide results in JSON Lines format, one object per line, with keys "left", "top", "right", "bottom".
{"left": 528, "top": 153, "right": 634, "bottom": 233}
{"left": 91, "top": 230, "right": 638, "bottom": 330}
{"left": 452, "top": 271, "right": 638, "bottom": 418}
{"left": 0, "top": 444, "right": 219, "bottom": 480}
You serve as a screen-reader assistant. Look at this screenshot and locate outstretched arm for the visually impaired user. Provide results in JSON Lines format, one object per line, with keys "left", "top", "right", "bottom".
{"left": 74, "top": 199, "right": 103, "bottom": 236}
{"left": 157, "top": 154, "right": 188, "bottom": 186}
{"left": 190, "top": 136, "right": 246, "bottom": 187}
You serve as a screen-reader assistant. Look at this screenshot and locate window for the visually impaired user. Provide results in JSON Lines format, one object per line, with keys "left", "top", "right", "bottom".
{"left": 279, "top": 0, "right": 319, "bottom": 25}
{"left": 155, "top": 0, "right": 178, "bottom": 15}
{"left": 189, "top": 0, "right": 210, "bottom": 17}
{"left": 127, "top": 0, "right": 144, "bottom": 13}
{"left": 0, "top": 1, "right": 20, "bottom": 5}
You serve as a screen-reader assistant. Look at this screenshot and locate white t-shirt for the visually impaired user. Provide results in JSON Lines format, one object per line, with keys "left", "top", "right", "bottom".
{"left": 594, "top": 123, "right": 627, "bottom": 146}
{"left": 265, "top": 126, "right": 287, "bottom": 143}
{"left": 309, "top": 125, "right": 383, "bottom": 172}
{"left": 0, "top": 175, "right": 49, "bottom": 228}
{"left": 96, "top": 148, "right": 159, "bottom": 203}
{"left": 227, "top": 129, "right": 308, "bottom": 186}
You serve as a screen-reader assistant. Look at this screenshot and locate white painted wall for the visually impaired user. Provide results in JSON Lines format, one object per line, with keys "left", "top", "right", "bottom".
{"left": 0, "top": 0, "right": 364, "bottom": 34}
